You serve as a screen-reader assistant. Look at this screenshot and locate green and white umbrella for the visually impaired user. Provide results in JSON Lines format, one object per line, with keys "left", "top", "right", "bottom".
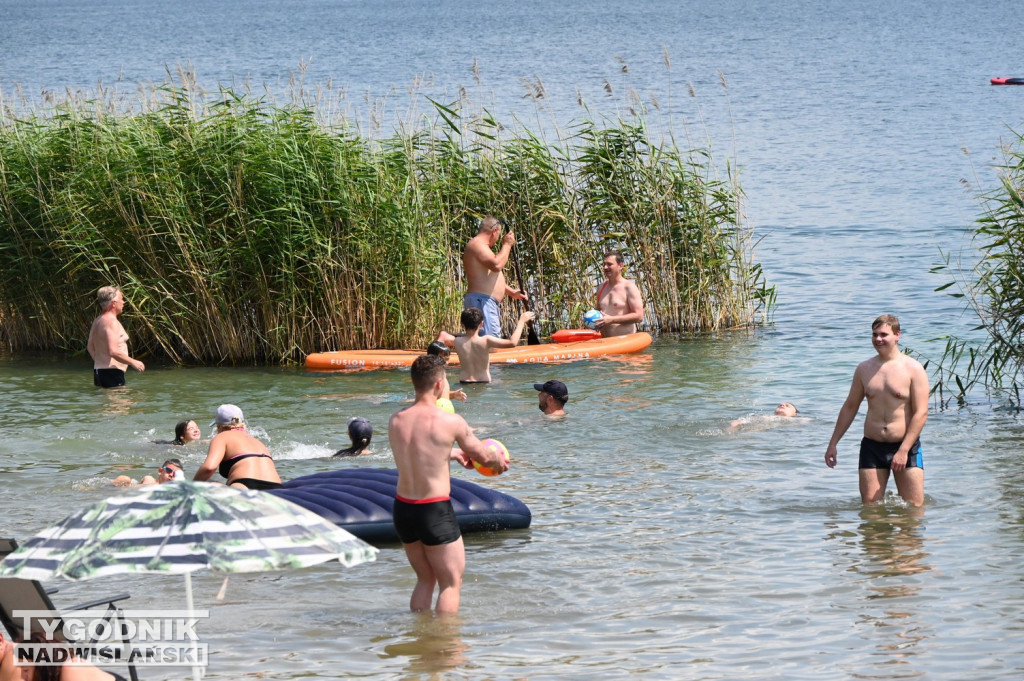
{"left": 0, "top": 481, "right": 378, "bottom": 679}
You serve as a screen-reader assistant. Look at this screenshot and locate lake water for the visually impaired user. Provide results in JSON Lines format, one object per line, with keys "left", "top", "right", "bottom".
{"left": 3, "top": 0, "right": 1024, "bottom": 678}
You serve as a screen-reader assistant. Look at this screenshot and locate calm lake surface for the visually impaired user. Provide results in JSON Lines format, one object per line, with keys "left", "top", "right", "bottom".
{"left": 3, "top": 0, "right": 1024, "bottom": 678}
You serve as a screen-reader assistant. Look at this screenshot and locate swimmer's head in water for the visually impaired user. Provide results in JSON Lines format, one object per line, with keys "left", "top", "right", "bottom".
{"left": 158, "top": 458, "right": 184, "bottom": 482}
{"left": 775, "top": 403, "right": 798, "bottom": 417}
{"left": 427, "top": 340, "right": 451, "bottom": 359}
{"left": 348, "top": 417, "right": 373, "bottom": 446}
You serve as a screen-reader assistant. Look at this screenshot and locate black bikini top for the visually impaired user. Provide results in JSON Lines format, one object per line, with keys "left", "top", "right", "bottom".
{"left": 218, "top": 453, "right": 272, "bottom": 479}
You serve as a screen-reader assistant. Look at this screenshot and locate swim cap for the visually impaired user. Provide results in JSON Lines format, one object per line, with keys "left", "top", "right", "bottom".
{"left": 348, "top": 417, "right": 373, "bottom": 444}
{"left": 427, "top": 340, "right": 451, "bottom": 358}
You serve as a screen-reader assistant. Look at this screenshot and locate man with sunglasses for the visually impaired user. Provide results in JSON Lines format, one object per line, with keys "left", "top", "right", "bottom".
{"left": 112, "top": 458, "right": 185, "bottom": 487}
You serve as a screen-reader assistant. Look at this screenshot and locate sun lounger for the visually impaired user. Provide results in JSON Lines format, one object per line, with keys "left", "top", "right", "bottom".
{"left": 0, "top": 537, "right": 140, "bottom": 681}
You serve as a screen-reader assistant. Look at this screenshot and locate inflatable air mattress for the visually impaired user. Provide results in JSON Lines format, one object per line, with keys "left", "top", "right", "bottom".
{"left": 269, "top": 468, "right": 531, "bottom": 544}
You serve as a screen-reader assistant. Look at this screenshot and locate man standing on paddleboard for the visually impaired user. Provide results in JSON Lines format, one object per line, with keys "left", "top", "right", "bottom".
{"left": 462, "top": 216, "right": 528, "bottom": 337}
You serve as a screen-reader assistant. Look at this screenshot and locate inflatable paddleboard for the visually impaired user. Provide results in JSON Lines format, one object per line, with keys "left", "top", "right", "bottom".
{"left": 305, "top": 332, "right": 653, "bottom": 370}
{"left": 270, "top": 468, "right": 531, "bottom": 544}
{"left": 991, "top": 77, "right": 1024, "bottom": 85}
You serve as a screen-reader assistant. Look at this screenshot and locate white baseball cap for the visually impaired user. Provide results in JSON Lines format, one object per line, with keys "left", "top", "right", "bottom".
{"left": 210, "top": 404, "right": 245, "bottom": 427}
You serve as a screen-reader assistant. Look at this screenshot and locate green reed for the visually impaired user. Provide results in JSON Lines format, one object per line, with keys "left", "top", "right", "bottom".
{"left": 0, "top": 80, "right": 773, "bottom": 364}
{"left": 923, "top": 129, "right": 1024, "bottom": 407}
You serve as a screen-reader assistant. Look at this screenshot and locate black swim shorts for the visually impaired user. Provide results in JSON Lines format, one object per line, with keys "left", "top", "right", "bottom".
{"left": 230, "top": 478, "right": 284, "bottom": 491}
{"left": 859, "top": 437, "right": 923, "bottom": 470}
{"left": 392, "top": 496, "right": 462, "bottom": 546}
{"left": 93, "top": 368, "right": 126, "bottom": 388}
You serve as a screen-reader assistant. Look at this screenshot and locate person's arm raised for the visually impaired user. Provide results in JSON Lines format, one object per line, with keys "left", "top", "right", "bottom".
{"left": 486, "top": 311, "right": 535, "bottom": 349}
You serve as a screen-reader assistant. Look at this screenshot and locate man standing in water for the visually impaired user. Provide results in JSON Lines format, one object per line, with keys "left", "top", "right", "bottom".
{"left": 389, "top": 354, "right": 509, "bottom": 613}
{"left": 824, "top": 314, "right": 928, "bottom": 506}
{"left": 595, "top": 250, "right": 644, "bottom": 337}
{"left": 87, "top": 286, "right": 145, "bottom": 388}
{"left": 463, "top": 216, "right": 528, "bottom": 337}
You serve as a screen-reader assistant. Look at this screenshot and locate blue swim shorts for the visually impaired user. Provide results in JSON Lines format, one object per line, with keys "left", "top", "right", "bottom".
{"left": 463, "top": 292, "right": 501, "bottom": 338}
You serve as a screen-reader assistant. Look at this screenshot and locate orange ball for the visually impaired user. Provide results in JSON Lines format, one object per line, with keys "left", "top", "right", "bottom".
{"left": 473, "top": 439, "right": 511, "bottom": 476}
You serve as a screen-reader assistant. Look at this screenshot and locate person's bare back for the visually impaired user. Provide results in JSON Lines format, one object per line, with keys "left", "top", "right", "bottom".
{"left": 448, "top": 308, "right": 535, "bottom": 383}
{"left": 388, "top": 355, "right": 508, "bottom": 613}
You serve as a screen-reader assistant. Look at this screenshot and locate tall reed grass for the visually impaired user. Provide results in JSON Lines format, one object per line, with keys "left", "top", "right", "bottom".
{"left": 925, "top": 129, "right": 1024, "bottom": 407}
{"left": 0, "top": 77, "right": 773, "bottom": 364}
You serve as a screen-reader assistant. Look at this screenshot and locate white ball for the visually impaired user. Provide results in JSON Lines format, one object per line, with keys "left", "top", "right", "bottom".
{"left": 583, "top": 309, "right": 603, "bottom": 330}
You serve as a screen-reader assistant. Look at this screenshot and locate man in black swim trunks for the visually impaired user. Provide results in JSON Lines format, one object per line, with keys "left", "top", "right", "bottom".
{"left": 86, "top": 286, "right": 145, "bottom": 388}
{"left": 824, "top": 314, "right": 929, "bottom": 506}
{"left": 388, "top": 354, "right": 509, "bottom": 613}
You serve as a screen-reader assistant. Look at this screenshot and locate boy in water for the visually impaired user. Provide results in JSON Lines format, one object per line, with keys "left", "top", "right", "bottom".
{"left": 388, "top": 354, "right": 510, "bottom": 613}
{"left": 436, "top": 307, "right": 534, "bottom": 383}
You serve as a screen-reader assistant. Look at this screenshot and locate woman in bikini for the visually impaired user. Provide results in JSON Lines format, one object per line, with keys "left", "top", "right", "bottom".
{"left": 193, "top": 404, "right": 283, "bottom": 490}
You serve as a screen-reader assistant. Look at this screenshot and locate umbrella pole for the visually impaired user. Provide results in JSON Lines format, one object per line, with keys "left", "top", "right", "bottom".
{"left": 185, "top": 573, "right": 202, "bottom": 681}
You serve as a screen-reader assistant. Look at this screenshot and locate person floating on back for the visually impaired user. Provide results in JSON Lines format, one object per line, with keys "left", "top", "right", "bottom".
{"left": 112, "top": 458, "right": 185, "bottom": 487}
{"left": 824, "top": 314, "right": 928, "bottom": 507}
{"left": 388, "top": 354, "right": 509, "bottom": 613}
{"left": 436, "top": 307, "right": 535, "bottom": 384}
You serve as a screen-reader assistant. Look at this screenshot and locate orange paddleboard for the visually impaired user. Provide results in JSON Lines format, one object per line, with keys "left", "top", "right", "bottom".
{"left": 304, "top": 332, "right": 653, "bottom": 370}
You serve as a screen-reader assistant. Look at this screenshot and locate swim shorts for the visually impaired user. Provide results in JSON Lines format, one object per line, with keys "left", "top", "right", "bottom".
{"left": 392, "top": 495, "right": 462, "bottom": 546}
{"left": 93, "top": 368, "right": 126, "bottom": 388}
{"left": 230, "top": 478, "right": 284, "bottom": 490}
{"left": 859, "top": 437, "right": 923, "bottom": 470}
{"left": 463, "top": 292, "right": 501, "bottom": 338}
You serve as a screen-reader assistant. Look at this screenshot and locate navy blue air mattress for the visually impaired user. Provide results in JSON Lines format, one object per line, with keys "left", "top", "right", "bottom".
{"left": 269, "top": 468, "right": 532, "bottom": 544}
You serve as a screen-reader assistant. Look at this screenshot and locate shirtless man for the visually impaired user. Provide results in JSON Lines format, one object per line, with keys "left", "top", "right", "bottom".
{"left": 437, "top": 307, "right": 534, "bottom": 383}
{"left": 595, "top": 251, "right": 644, "bottom": 337}
{"left": 462, "top": 216, "right": 528, "bottom": 337}
{"left": 825, "top": 315, "right": 929, "bottom": 507}
{"left": 534, "top": 380, "right": 568, "bottom": 417}
{"left": 87, "top": 286, "right": 145, "bottom": 388}
{"left": 388, "top": 354, "right": 509, "bottom": 613}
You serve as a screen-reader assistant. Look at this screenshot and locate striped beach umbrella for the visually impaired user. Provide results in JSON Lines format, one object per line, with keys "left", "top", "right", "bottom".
{"left": 0, "top": 481, "right": 378, "bottom": 680}
{"left": 0, "top": 481, "right": 377, "bottom": 581}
